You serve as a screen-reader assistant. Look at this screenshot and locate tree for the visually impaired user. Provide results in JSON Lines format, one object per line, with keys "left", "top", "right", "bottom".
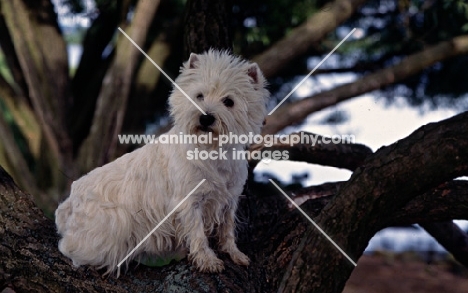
{"left": 1, "top": 0, "right": 468, "bottom": 292}
{"left": 1, "top": 111, "right": 468, "bottom": 292}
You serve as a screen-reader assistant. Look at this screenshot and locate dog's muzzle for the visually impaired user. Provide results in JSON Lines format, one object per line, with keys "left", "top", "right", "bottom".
{"left": 199, "top": 114, "right": 215, "bottom": 131}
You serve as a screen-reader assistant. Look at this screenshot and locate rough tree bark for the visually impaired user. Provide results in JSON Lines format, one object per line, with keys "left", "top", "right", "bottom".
{"left": 183, "top": 0, "right": 233, "bottom": 57}
{"left": 1, "top": 111, "right": 467, "bottom": 293}
{"left": 270, "top": 111, "right": 468, "bottom": 292}
{"left": 257, "top": 132, "right": 468, "bottom": 269}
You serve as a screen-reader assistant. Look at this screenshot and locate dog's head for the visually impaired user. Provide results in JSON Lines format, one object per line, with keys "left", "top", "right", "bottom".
{"left": 169, "top": 49, "right": 269, "bottom": 147}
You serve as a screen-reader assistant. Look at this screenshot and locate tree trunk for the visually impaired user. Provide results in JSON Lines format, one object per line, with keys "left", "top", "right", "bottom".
{"left": 0, "top": 0, "right": 74, "bottom": 206}
{"left": 69, "top": 1, "right": 124, "bottom": 151}
{"left": 183, "top": 0, "right": 233, "bottom": 57}
{"left": 77, "top": 0, "right": 161, "bottom": 173}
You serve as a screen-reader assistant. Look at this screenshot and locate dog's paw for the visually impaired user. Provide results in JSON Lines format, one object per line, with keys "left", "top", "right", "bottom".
{"left": 228, "top": 250, "right": 250, "bottom": 266}
{"left": 220, "top": 244, "right": 250, "bottom": 266}
{"left": 190, "top": 251, "right": 225, "bottom": 273}
{"left": 194, "top": 255, "right": 225, "bottom": 273}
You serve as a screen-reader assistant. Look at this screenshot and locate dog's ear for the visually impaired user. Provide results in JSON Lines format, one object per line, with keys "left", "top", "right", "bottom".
{"left": 188, "top": 53, "right": 200, "bottom": 69}
{"left": 247, "top": 63, "right": 261, "bottom": 85}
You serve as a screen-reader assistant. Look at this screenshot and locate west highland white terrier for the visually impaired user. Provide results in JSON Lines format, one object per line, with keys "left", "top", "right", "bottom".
{"left": 55, "top": 49, "right": 269, "bottom": 275}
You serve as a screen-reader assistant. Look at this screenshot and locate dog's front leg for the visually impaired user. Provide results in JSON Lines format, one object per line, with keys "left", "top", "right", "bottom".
{"left": 218, "top": 199, "right": 250, "bottom": 266}
{"left": 179, "top": 199, "right": 225, "bottom": 273}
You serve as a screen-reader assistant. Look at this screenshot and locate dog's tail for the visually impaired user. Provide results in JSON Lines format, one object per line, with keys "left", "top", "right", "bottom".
{"left": 55, "top": 198, "right": 72, "bottom": 235}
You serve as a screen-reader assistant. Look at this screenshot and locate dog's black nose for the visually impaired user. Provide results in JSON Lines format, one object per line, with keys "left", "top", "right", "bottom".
{"left": 199, "top": 114, "right": 215, "bottom": 127}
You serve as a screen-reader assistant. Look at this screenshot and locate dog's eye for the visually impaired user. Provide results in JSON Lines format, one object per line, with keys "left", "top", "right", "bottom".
{"left": 223, "top": 97, "right": 234, "bottom": 108}
{"left": 196, "top": 94, "right": 204, "bottom": 101}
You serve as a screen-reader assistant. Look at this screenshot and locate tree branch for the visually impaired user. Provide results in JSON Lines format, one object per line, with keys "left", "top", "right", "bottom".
{"left": 270, "top": 111, "right": 468, "bottom": 292}
{"left": 0, "top": 75, "right": 40, "bottom": 158}
{"left": 253, "top": 0, "right": 368, "bottom": 78}
{"left": 291, "top": 181, "right": 468, "bottom": 226}
{"left": 289, "top": 180, "right": 468, "bottom": 268}
{"left": 273, "top": 131, "right": 468, "bottom": 270}
{"left": 419, "top": 221, "right": 468, "bottom": 267}
{"left": 122, "top": 35, "right": 172, "bottom": 141}
{"left": 263, "top": 34, "right": 468, "bottom": 135}
{"left": 1, "top": 0, "right": 74, "bottom": 199}
{"left": 0, "top": 112, "right": 38, "bottom": 198}
{"left": 0, "top": 15, "right": 29, "bottom": 98}
{"left": 249, "top": 131, "right": 372, "bottom": 171}
{"left": 0, "top": 166, "right": 274, "bottom": 292}
{"left": 77, "top": 0, "right": 161, "bottom": 173}
{"left": 69, "top": 2, "right": 123, "bottom": 151}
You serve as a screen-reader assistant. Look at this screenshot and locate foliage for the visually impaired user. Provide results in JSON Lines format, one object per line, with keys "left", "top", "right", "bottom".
{"left": 58, "top": 0, "right": 468, "bottom": 105}
{"left": 344, "top": 0, "right": 468, "bottom": 104}
{"left": 232, "top": 0, "right": 330, "bottom": 56}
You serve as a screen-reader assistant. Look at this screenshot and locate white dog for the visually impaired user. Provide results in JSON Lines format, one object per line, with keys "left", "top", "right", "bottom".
{"left": 55, "top": 49, "right": 269, "bottom": 275}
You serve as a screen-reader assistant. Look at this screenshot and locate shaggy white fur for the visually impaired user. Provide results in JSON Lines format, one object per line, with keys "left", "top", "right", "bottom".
{"left": 55, "top": 49, "right": 269, "bottom": 275}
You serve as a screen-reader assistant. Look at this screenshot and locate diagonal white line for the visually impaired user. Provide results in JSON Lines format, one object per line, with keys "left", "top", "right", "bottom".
{"left": 117, "top": 27, "right": 206, "bottom": 115}
{"left": 117, "top": 179, "right": 206, "bottom": 268}
{"left": 269, "top": 179, "right": 357, "bottom": 266}
{"left": 268, "top": 28, "right": 357, "bottom": 115}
